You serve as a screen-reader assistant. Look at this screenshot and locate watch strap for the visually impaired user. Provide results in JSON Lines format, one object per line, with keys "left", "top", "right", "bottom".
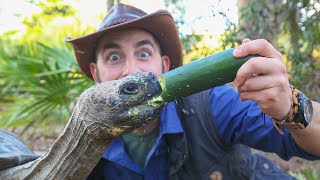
{"left": 271, "top": 85, "right": 304, "bottom": 135}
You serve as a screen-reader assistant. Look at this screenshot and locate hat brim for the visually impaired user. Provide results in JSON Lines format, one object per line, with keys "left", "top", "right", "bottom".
{"left": 66, "top": 10, "right": 182, "bottom": 80}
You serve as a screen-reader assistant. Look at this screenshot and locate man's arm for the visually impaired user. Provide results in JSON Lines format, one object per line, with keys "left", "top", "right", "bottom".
{"left": 233, "top": 38, "right": 320, "bottom": 156}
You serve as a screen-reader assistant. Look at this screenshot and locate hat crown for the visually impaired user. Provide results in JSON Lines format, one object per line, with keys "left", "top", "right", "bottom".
{"left": 98, "top": 3, "right": 147, "bottom": 30}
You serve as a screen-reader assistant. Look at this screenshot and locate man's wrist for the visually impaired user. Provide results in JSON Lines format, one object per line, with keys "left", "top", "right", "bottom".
{"left": 271, "top": 85, "right": 313, "bottom": 135}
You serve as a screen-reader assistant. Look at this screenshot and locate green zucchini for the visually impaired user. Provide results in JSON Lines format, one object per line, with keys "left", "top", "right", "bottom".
{"left": 152, "top": 48, "right": 257, "bottom": 103}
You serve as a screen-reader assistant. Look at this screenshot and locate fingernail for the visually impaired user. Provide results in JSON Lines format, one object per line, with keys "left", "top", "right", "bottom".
{"left": 233, "top": 48, "right": 242, "bottom": 57}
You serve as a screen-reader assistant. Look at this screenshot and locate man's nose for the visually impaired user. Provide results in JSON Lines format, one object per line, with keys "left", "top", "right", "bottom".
{"left": 122, "top": 59, "right": 142, "bottom": 77}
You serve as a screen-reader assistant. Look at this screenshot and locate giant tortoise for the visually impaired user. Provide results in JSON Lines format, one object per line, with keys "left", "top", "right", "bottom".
{"left": 0, "top": 72, "right": 162, "bottom": 179}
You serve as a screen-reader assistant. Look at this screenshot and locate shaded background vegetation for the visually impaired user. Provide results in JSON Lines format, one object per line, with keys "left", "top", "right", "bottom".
{"left": 0, "top": 0, "right": 319, "bottom": 178}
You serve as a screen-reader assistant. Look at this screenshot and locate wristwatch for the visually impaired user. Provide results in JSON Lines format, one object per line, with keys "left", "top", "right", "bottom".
{"left": 272, "top": 87, "right": 314, "bottom": 135}
{"left": 294, "top": 91, "right": 313, "bottom": 127}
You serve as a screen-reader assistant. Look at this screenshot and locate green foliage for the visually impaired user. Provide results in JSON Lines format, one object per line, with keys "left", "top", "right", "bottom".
{"left": 22, "top": 1, "right": 76, "bottom": 26}
{"left": 182, "top": 34, "right": 225, "bottom": 64}
{"left": 0, "top": 40, "right": 93, "bottom": 134}
{"left": 304, "top": 168, "right": 315, "bottom": 180}
{"left": 0, "top": 0, "right": 95, "bottom": 133}
{"left": 12, "top": 0, "right": 95, "bottom": 46}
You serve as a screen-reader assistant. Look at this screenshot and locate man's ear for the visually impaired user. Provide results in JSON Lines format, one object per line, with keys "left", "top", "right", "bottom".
{"left": 89, "top": 62, "right": 99, "bottom": 83}
{"left": 161, "top": 55, "right": 170, "bottom": 72}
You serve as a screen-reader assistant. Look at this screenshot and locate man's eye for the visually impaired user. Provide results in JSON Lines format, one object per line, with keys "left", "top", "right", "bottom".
{"left": 109, "top": 54, "right": 121, "bottom": 61}
{"left": 139, "top": 50, "right": 150, "bottom": 58}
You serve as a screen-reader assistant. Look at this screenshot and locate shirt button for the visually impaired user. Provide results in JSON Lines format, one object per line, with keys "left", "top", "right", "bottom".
{"left": 263, "top": 163, "right": 270, "bottom": 169}
{"left": 209, "top": 171, "right": 223, "bottom": 180}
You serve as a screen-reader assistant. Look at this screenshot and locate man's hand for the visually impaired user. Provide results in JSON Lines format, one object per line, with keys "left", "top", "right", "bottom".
{"left": 233, "top": 38, "right": 292, "bottom": 120}
{"left": 233, "top": 39, "right": 320, "bottom": 156}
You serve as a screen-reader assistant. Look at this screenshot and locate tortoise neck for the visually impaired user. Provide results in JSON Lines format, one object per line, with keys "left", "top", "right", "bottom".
{"left": 0, "top": 101, "right": 114, "bottom": 179}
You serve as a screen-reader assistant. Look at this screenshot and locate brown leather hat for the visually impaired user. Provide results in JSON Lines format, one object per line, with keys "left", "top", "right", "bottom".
{"left": 66, "top": 3, "right": 182, "bottom": 80}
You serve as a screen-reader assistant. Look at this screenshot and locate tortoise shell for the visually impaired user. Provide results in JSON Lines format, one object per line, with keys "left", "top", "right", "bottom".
{"left": 0, "top": 130, "right": 39, "bottom": 170}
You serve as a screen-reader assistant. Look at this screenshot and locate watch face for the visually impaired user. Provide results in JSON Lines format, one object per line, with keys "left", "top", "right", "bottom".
{"left": 303, "top": 98, "right": 313, "bottom": 123}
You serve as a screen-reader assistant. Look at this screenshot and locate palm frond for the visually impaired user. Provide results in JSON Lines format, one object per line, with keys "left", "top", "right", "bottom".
{"left": 0, "top": 38, "right": 93, "bottom": 133}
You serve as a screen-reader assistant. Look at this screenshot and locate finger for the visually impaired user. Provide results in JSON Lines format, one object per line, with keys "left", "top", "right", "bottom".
{"left": 239, "top": 89, "right": 275, "bottom": 113}
{"left": 234, "top": 57, "right": 285, "bottom": 87}
{"left": 233, "top": 39, "right": 282, "bottom": 59}
{"left": 239, "top": 88, "right": 266, "bottom": 102}
{"left": 239, "top": 88, "right": 291, "bottom": 119}
{"left": 242, "top": 38, "right": 251, "bottom": 44}
{"left": 237, "top": 75, "right": 282, "bottom": 92}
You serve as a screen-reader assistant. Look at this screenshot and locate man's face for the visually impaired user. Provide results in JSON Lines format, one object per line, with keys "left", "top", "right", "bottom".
{"left": 90, "top": 29, "right": 170, "bottom": 83}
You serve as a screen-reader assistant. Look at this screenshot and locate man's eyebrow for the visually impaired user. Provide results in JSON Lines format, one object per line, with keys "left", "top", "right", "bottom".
{"left": 103, "top": 42, "right": 121, "bottom": 51}
{"left": 135, "top": 39, "right": 156, "bottom": 50}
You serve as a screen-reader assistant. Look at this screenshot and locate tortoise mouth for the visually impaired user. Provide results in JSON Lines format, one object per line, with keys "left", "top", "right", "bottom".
{"left": 114, "top": 101, "right": 163, "bottom": 129}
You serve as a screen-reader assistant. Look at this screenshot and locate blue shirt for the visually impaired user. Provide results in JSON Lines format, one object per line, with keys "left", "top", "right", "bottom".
{"left": 101, "top": 85, "right": 318, "bottom": 179}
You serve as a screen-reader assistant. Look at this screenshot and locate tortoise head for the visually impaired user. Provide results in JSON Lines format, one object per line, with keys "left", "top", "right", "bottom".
{"left": 77, "top": 72, "right": 163, "bottom": 137}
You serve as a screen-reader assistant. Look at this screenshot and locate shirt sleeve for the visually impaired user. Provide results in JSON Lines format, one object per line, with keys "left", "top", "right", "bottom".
{"left": 208, "top": 85, "right": 319, "bottom": 161}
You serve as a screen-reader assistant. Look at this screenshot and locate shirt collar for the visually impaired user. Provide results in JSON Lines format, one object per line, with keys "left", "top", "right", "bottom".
{"left": 102, "top": 137, "right": 143, "bottom": 173}
{"left": 160, "top": 101, "right": 184, "bottom": 134}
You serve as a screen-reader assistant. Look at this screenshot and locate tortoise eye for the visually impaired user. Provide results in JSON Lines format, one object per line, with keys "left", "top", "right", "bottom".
{"left": 121, "top": 83, "right": 141, "bottom": 95}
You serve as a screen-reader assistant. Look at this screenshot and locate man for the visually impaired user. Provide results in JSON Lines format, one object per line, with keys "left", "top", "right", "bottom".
{"left": 66, "top": 3, "right": 320, "bottom": 179}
